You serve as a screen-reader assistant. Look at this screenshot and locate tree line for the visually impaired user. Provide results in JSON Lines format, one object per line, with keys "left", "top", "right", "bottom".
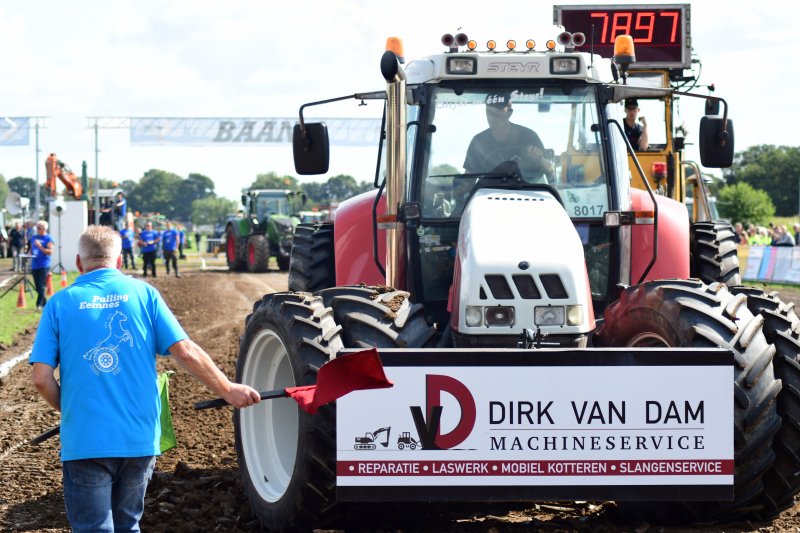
{"left": 0, "top": 170, "right": 371, "bottom": 225}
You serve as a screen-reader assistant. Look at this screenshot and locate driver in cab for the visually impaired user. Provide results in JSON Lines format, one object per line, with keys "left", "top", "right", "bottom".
{"left": 463, "top": 93, "right": 555, "bottom": 181}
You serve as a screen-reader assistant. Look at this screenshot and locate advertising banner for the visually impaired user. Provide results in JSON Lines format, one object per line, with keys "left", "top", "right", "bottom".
{"left": 130, "top": 118, "right": 381, "bottom": 147}
{"left": 743, "top": 246, "right": 764, "bottom": 281}
{"left": 337, "top": 349, "right": 734, "bottom": 502}
{"left": 0, "top": 117, "right": 30, "bottom": 146}
{"left": 771, "top": 247, "right": 793, "bottom": 283}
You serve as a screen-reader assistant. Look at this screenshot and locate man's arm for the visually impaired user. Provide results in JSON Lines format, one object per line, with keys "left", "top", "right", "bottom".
{"left": 638, "top": 118, "right": 649, "bottom": 150}
{"left": 32, "top": 363, "right": 61, "bottom": 412}
{"left": 168, "top": 339, "right": 260, "bottom": 408}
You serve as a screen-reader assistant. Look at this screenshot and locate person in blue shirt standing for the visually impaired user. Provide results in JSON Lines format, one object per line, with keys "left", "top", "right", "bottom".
{"left": 138, "top": 222, "right": 160, "bottom": 278}
{"left": 31, "top": 220, "right": 55, "bottom": 310}
{"left": 114, "top": 193, "right": 127, "bottom": 231}
{"left": 120, "top": 221, "right": 136, "bottom": 270}
{"left": 161, "top": 221, "right": 180, "bottom": 278}
{"left": 29, "top": 225, "right": 260, "bottom": 533}
{"left": 178, "top": 226, "right": 186, "bottom": 259}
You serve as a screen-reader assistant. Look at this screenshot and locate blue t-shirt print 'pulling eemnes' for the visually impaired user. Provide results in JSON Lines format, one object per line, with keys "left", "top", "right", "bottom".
{"left": 31, "top": 233, "right": 54, "bottom": 269}
{"left": 161, "top": 229, "right": 179, "bottom": 251}
{"left": 140, "top": 230, "right": 159, "bottom": 253}
{"left": 29, "top": 268, "right": 188, "bottom": 461}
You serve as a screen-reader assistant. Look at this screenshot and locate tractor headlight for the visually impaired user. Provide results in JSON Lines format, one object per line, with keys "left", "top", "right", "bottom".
{"left": 551, "top": 58, "right": 579, "bottom": 74}
{"left": 485, "top": 306, "right": 515, "bottom": 327}
{"left": 465, "top": 306, "right": 483, "bottom": 327}
{"left": 566, "top": 305, "right": 584, "bottom": 326}
{"left": 535, "top": 306, "right": 565, "bottom": 326}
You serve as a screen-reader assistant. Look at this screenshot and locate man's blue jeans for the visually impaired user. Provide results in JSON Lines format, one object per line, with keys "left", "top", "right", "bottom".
{"left": 62, "top": 456, "right": 156, "bottom": 533}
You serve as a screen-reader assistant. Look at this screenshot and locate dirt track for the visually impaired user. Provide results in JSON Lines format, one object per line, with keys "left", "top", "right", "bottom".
{"left": 4, "top": 272, "right": 800, "bottom": 532}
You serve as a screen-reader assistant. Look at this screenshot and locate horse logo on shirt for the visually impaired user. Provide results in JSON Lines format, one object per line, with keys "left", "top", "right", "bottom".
{"left": 83, "top": 311, "right": 133, "bottom": 375}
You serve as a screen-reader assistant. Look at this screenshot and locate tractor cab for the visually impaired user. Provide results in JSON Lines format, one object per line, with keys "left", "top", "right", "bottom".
{"left": 242, "top": 190, "right": 292, "bottom": 227}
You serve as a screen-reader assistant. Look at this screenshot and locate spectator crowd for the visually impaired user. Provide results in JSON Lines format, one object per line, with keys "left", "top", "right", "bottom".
{"left": 734, "top": 222, "right": 800, "bottom": 247}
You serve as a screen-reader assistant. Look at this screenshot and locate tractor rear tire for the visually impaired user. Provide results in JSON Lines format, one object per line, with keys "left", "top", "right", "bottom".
{"left": 730, "top": 287, "right": 800, "bottom": 519}
{"left": 233, "top": 292, "right": 344, "bottom": 533}
{"left": 595, "top": 279, "right": 782, "bottom": 523}
{"left": 690, "top": 220, "right": 741, "bottom": 287}
{"left": 319, "top": 286, "right": 437, "bottom": 349}
{"left": 246, "top": 234, "right": 270, "bottom": 273}
{"left": 225, "top": 226, "right": 247, "bottom": 271}
{"left": 289, "top": 222, "right": 336, "bottom": 292}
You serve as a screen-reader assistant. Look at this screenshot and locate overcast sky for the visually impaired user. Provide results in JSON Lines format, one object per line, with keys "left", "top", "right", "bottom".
{"left": 0, "top": 0, "right": 796, "bottom": 202}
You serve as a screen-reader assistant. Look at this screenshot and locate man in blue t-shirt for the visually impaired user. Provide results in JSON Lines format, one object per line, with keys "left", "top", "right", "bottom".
{"left": 120, "top": 221, "right": 136, "bottom": 270}
{"left": 31, "top": 220, "right": 55, "bottom": 310}
{"left": 161, "top": 221, "right": 181, "bottom": 278}
{"left": 178, "top": 227, "right": 186, "bottom": 259}
{"left": 138, "top": 222, "right": 160, "bottom": 278}
{"left": 115, "top": 193, "right": 127, "bottom": 231}
{"left": 29, "top": 225, "right": 260, "bottom": 533}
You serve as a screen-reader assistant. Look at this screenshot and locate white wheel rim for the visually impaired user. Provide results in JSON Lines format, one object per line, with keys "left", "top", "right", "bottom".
{"left": 240, "top": 329, "right": 298, "bottom": 502}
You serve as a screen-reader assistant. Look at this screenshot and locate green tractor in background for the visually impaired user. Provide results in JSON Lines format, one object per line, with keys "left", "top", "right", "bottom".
{"left": 225, "top": 189, "right": 304, "bottom": 272}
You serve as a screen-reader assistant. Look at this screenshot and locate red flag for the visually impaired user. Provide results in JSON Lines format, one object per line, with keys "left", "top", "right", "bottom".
{"left": 285, "top": 347, "right": 393, "bottom": 414}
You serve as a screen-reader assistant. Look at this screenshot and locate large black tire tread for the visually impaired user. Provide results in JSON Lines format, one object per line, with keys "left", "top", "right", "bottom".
{"left": 225, "top": 225, "right": 247, "bottom": 271}
{"left": 690, "top": 220, "right": 742, "bottom": 287}
{"left": 318, "top": 286, "right": 437, "bottom": 349}
{"left": 731, "top": 286, "right": 800, "bottom": 520}
{"left": 596, "top": 279, "right": 781, "bottom": 523}
{"left": 289, "top": 222, "right": 336, "bottom": 292}
{"left": 234, "top": 292, "right": 343, "bottom": 533}
{"left": 246, "top": 234, "right": 270, "bottom": 273}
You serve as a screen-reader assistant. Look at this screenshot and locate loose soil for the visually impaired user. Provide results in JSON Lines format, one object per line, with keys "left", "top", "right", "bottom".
{"left": 4, "top": 275, "right": 800, "bottom": 533}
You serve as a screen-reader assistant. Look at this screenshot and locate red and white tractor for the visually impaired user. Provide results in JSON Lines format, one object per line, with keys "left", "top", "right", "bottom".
{"left": 231, "top": 20, "right": 800, "bottom": 533}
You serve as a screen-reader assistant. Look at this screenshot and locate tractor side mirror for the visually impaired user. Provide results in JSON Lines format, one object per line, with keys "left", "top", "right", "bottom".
{"left": 705, "top": 100, "right": 720, "bottom": 115}
{"left": 302, "top": 193, "right": 308, "bottom": 207}
{"left": 241, "top": 194, "right": 247, "bottom": 207}
{"left": 293, "top": 123, "right": 330, "bottom": 175}
{"left": 699, "top": 116, "right": 735, "bottom": 168}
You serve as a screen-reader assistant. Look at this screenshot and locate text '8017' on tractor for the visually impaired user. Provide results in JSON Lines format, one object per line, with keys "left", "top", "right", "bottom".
{"left": 231, "top": 11, "right": 797, "bottom": 533}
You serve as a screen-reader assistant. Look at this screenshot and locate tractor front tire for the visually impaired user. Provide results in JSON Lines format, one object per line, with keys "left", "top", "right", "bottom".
{"left": 730, "top": 287, "right": 800, "bottom": 519}
{"left": 596, "top": 279, "right": 782, "bottom": 523}
{"left": 246, "top": 234, "right": 270, "bottom": 273}
{"left": 289, "top": 222, "right": 336, "bottom": 292}
{"left": 319, "top": 286, "right": 437, "bottom": 349}
{"left": 233, "top": 292, "right": 344, "bottom": 533}
{"left": 225, "top": 226, "right": 247, "bottom": 271}
{"left": 690, "top": 220, "right": 741, "bottom": 286}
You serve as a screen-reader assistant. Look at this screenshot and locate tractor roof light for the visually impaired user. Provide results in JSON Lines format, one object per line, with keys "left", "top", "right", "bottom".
{"left": 526, "top": 39, "right": 535, "bottom": 50}
{"left": 455, "top": 33, "right": 469, "bottom": 46}
{"left": 507, "top": 40, "right": 516, "bottom": 50}
{"left": 487, "top": 40, "right": 497, "bottom": 51}
{"left": 385, "top": 37, "right": 405, "bottom": 64}
{"left": 546, "top": 40, "right": 556, "bottom": 51}
{"left": 613, "top": 35, "right": 636, "bottom": 64}
{"left": 467, "top": 40, "right": 478, "bottom": 50}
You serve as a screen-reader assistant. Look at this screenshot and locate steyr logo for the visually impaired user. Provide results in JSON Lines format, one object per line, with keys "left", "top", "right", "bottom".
{"left": 410, "top": 375, "right": 476, "bottom": 450}
{"left": 486, "top": 62, "right": 540, "bottom": 73}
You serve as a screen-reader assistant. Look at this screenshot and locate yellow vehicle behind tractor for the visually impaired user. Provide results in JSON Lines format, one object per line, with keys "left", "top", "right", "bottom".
{"left": 558, "top": 3, "right": 740, "bottom": 286}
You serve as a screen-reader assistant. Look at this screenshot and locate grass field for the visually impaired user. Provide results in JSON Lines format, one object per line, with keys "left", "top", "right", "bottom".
{"left": 0, "top": 258, "right": 76, "bottom": 345}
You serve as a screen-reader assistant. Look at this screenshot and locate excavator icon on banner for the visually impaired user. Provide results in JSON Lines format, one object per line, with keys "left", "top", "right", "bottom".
{"left": 354, "top": 427, "right": 391, "bottom": 450}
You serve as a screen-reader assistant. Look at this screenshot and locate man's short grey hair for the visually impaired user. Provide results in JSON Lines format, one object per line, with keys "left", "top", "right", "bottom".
{"left": 37, "top": 220, "right": 48, "bottom": 231}
{"left": 79, "top": 225, "right": 121, "bottom": 267}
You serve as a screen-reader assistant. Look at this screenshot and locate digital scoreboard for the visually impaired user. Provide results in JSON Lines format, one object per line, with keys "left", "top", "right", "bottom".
{"left": 554, "top": 4, "right": 691, "bottom": 69}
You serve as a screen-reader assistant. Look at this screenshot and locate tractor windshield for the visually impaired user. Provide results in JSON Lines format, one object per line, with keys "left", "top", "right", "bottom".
{"left": 256, "top": 194, "right": 290, "bottom": 219}
{"left": 421, "top": 85, "right": 608, "bottom": 220}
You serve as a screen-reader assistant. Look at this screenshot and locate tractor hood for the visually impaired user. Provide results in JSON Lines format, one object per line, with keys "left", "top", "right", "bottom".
{"left": 452, "top": 188, "right": 594, "bottom": 336}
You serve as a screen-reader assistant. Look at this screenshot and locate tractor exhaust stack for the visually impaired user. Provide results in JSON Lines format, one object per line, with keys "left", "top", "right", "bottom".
{"left": 380, "top": 50, "right": 407, "bottom": 288}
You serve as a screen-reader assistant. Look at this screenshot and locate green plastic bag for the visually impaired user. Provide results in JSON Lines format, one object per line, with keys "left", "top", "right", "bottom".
{"left": 157, "top": 371, "right": 177, "bottom": 453}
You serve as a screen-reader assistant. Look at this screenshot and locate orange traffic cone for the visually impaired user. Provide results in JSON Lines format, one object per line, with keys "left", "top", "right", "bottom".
{"left": 60, "top": 270, "right": 68, "bottom": 288}
{"left": 46, "top": 272, "right": 54, "bottom": 296}
{"left": 16, "top": 284, "right": 26, "bottom": 309}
